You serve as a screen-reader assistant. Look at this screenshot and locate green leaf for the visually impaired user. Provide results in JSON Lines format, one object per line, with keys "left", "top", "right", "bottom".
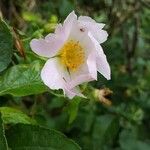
{"left": 0, "top": 113, "right": 8, "bottom": 150}
{"left": 0, "top": 19, "right": 13, "bottom": 72}
{"left": 22, "top": 11, "right": 41, "bottom": 22}
{"left": 119, "top": 129, "right": 150, "bottom": 150}
{"left": 0, "top": 61, "right": 47, "bottom": 96}
{"left": 120, "top": 140, "right": 150, "bottom": 150}
{"left": 59, "top": 0, "right": 74, "bottom": 17}
{"left": 0, "top": 107, "right": 36, "bottom": 124}
{"left": 92, "top": 115, "right": 120, "bottom": 149}
{"left": 6, "top": 124, "right": 81, "bottom": 150}
{"left": 65, "top": 98, "right": 81, "bottom": 124}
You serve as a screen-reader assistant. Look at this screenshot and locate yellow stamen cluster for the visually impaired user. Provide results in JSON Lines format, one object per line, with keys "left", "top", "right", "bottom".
{"left": 60, "top": 40, "right": 85, "bottom": 71}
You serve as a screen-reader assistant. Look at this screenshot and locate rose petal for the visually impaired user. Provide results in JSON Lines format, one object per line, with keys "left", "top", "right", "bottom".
{"left": 87, "top": 51, "right": 97, "bottom": 80}
{"left": 88, "top": 33, "right": 111, "bottom": 80}
{"left": 64, "top": 11, "right": 77, "bottom": 29}
{"left": 78, "top": 16, "right": 96, "bottom": 23}
{"left": 78, "top": 16, "right": 108, "bottom": 44}
{"left": 69, "top": 73, "right": 94, "bottom": 89}
{"left": 30, "top": 34, "right": 65, "bottom": 58}
{"left": 41, "top": 58, "right": 68, "bottom": 89}
{"left": 63, "top": 86, "right": 85, "bottom": 99}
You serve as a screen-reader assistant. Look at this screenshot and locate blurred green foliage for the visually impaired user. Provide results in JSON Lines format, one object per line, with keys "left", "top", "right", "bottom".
{"left": 0, "top": 0, "right": 150, "bottom": 149}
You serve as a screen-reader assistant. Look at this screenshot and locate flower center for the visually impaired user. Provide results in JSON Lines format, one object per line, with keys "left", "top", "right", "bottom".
{"left": 60, "top": 40, "right": 85, "bottom": 71}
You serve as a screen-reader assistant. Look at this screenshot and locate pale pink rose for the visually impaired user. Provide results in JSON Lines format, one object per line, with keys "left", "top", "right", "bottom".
{"left": 30, "top": 11, "right": 110, "bottom": 99}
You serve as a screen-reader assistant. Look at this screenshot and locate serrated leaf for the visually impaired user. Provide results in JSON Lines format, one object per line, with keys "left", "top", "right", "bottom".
{"left": 0, "top": 19, "right": 13, "bottom": 72}
{"left": 0, "top": 113, "right": 8, "bottom": 150}
{"left": 0, "top": 61, "right": 47, "bottom": 96}
{"left": 6, "top": 124, "right": 81, "bottom": 150}
{"left": 0, "top": 107, "right": 36, "bottom": 124}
